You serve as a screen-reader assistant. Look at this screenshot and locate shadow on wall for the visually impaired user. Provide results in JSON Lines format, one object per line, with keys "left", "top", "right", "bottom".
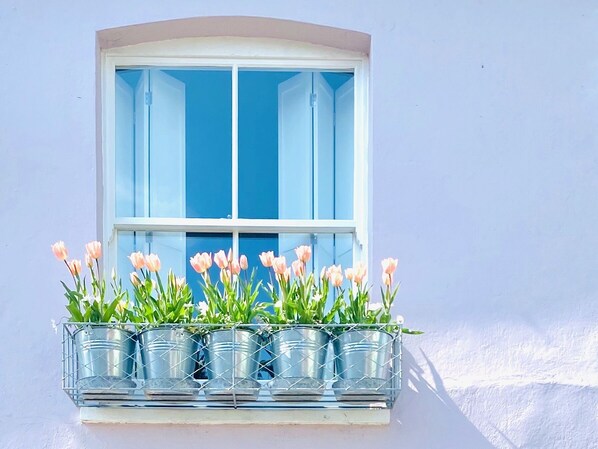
{"left": 75, "top": 349, "right": 502, "bottom": 449}
{"left": 392, "top": 349, "right": 497, "bottom": 449}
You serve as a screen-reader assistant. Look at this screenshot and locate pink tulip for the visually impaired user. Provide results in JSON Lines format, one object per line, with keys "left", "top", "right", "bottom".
{"left": 190, "top": 253, "right": 203, "bottom": 273}
{"left": 259, "top": 251, "right": 275, "bottom": 268}
{"left": 329, "top": 271, "right": 343, "bottom": 288}
{"left": 326, "top": 265, "right": 342, "bottom": 279}
{"left": 294, "top": 245, "right": 312, "bottom": 263}
{"left": 190, "top": 253, "right": 212, "bottom": 274}
{"left": 85, "top": 241, "right": 102, "bottom": 260}
{"left": 381, "top": 258, "right": 399, "bottom": 275}
{"left": 85, "top": 253, "right": 93, "bottom": 268}
{"left": 345, "top": 268, "right": 354, "bottom": 282}
{"left": 130, "top": 272, "right": 141, "bottom": 286}
{"left": 51, "top": 241, "right": 68, "bottom": 261}
{"left": 214, "top": 250, "right": 228, "bottom": 269}
{"left": 67, "top": 259, "right": 82, "bottom": 276}
{"left": 272, "top": 256, "right": 287, "bottom": 275}
{"left": 201, "top": 252, "right": 213, "bottom": 270}
{"left": 353, "top": 262, "right": 367, "bottom": 285}
{"left": 129, "top": 251, "right": 145, "bottom": 270}
{"left": 382, "top": 273, "right": 393, "bottom": 286}
{"left": 292, "top": 259, "right": 304, "bottom": 277}
{"left": 145, "top": 254, "right": 161, "bottom": 272}
{"left": 230, "top": 259, "right": 241, "bottom": 275}
{"left": 240, "top": 255, "right": 248, "bottom": 270}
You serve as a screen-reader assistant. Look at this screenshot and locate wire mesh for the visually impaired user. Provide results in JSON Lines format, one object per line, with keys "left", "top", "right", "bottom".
{"left": 62, "top": 323, "right": 401, "bottom": 410}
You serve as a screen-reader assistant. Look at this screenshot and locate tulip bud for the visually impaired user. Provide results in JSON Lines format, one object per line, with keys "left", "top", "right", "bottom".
{"left": 381, "top": 258, "right": 399, "bottom": 275}
{"left": 85, "top": 241, "right": 102, "bottom": 260}
{"left": 51, "top": 241, "right": 68, "bottom": 261}
{"left": 129, "top": 251, "right": 145, "bottom": 270}
{"left": 292, "top": 259, "right": 304, "bottom": 277}
{"left": 67, "top": 259, "right": 82, "bottom": 276}
{"left": 294, "top": 245, "right": 312, "bottom": 263}
{"left": 145, "top": 254, "right": 161, "bottom": 272}
{"left": 214, "top": 250, "right": 228, "bottom": 269}
{"left": 130, "top": 272, "right": 141, "bottom": 286}
{"left": 259, "top": 251, "right": 275, "bottom": 268}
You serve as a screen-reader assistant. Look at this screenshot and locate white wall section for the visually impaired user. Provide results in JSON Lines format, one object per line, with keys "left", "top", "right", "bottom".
{"left": 0, "top": 3, "right": 596, "bottom": 449}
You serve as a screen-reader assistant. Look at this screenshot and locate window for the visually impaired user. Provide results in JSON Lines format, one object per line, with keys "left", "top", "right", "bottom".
{"left": 102, "top": 38, "right": 369, "bottom": 293}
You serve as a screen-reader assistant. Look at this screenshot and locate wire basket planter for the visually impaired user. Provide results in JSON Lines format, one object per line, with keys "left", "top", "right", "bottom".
{"left": 62, "top": 322, "right": 402, "bottom": 410}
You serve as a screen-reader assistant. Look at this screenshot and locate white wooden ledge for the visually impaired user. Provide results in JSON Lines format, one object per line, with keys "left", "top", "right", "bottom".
{"left": 80, "top": 407, "right": 390, "bottom": 425}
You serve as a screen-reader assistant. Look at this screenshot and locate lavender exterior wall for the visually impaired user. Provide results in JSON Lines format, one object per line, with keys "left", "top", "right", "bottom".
{"left": 1, "top": 1, "right": 597, "bottom": 448}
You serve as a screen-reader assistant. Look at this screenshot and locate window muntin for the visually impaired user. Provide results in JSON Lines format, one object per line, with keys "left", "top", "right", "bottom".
{"left": 104, "top": 40, "right": 368, "bottom": 289}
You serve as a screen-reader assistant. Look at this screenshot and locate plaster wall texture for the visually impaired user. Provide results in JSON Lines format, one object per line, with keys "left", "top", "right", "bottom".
{"left": 0, "top": 1, "right": 597, "bottom": 448}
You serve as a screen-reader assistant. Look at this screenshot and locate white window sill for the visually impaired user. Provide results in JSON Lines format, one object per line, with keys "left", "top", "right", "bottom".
{"left": 80, "top": 407, "right": 390, "bottom": 426}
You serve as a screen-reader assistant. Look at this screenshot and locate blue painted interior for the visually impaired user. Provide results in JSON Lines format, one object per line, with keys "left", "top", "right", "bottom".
{"left": 116, "top": 68, "right": 354, "bottom": 298}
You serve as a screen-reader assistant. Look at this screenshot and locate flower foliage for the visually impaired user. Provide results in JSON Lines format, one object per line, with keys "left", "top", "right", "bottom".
{"left": 128, "top": 252, "right": 193, "bottom": 325}
{"left": 51, "top": 241, "right": 131, "bottom": 323}
{"left": 262, "top": 246, "right": 343, "bottom": 325}
{"left": 190, "top": 250, "right": 265, "bottom": 326}
{"left": 52, "top": 240, "right": 420, "bottom": 333}
{"left": 338, "top": 258, "right": 422, "bottom": 334}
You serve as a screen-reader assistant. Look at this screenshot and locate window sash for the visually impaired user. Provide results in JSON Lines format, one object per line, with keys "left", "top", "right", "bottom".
{"left": 103, "top": 45, "right": 369, "bottom": 274}
{"left": 113, "top": 218, "right": 357, "bottom": 234}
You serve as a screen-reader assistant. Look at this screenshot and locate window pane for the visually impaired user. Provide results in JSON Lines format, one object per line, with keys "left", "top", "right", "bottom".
{"left": 238, "top": 70, "right": 354, "bottom": 220}
{"left": 117, "top": 231, "right": 232, "bottom": 297}
{"left": 115, "top": 68, "right": 232, "bottom": 219}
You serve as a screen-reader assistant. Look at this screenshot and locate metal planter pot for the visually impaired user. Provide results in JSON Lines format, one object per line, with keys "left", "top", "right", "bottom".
{"left": 203, "top": 329, "right": 262, "bottom": 402}
{"left": 332, "top": 329, "right": 395, "bottom": 402}
{"left": 138, "top": 327, "right": 200, "bottom": 399}
{"left": 269, "top": 327, "right": 330, "bottom": 401}
{"left": 74, "top": 325, "right": 136, "bottom": 397}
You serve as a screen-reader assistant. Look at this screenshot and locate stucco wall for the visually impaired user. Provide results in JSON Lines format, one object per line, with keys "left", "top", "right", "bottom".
{"left": 1, "top": 1, "right": 597, "bottom": 448}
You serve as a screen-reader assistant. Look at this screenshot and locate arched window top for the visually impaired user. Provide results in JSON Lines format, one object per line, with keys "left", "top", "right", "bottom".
{"left": 98, "top": 16, "right": 370, "bottom": 56}
{"left": 103, "top": 36, "right": 365, "bottom": 61}
{"left": 100, "top": 17, "right": 371, "bottom": 285}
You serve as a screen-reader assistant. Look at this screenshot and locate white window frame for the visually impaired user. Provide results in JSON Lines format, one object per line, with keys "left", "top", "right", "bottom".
{"left": 101, "top": 37, "right": 370, "bottom": 274}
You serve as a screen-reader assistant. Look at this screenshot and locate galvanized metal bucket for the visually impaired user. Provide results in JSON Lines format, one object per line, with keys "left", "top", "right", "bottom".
{"left": 138, "top": 327, "right": 200, "bottom": 398}
{"left": 74, "top": 325, "right": 136, "bottom": 396}
{"left": 332, "top": 329, "right": 395, "bottom": 402}
{"left": 203, "top": 329, "right": 262, "bottom": 402}
{"left": 269, "top": 327, "right": 330, "bottom": 401}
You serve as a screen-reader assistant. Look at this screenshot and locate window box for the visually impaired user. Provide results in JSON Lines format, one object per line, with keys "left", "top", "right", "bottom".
{"left": 62, "top": 323, "right": 401, "bottom": 424}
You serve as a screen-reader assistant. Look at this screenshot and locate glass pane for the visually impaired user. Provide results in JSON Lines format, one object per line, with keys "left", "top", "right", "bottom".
{"left": 238, "top": 70, "right": 354, "bottom": 220}
{"left": 117, "top": 231, "right": 232, "bottom": 297}
{"left": 115, "top": 68, "right": 232, "bottom": 219}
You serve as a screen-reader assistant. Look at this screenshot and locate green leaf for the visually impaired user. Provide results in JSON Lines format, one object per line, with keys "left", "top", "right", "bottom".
{"left": 102, "top": 297, "right": 120, "bottom": 322}
{"left": 66, "top": 302, "right": 84, "bottom": 322}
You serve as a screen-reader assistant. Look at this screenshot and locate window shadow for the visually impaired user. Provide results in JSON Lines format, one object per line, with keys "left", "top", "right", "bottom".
{"left": 389, "top": 348, "right": 498, "bottom": 448}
